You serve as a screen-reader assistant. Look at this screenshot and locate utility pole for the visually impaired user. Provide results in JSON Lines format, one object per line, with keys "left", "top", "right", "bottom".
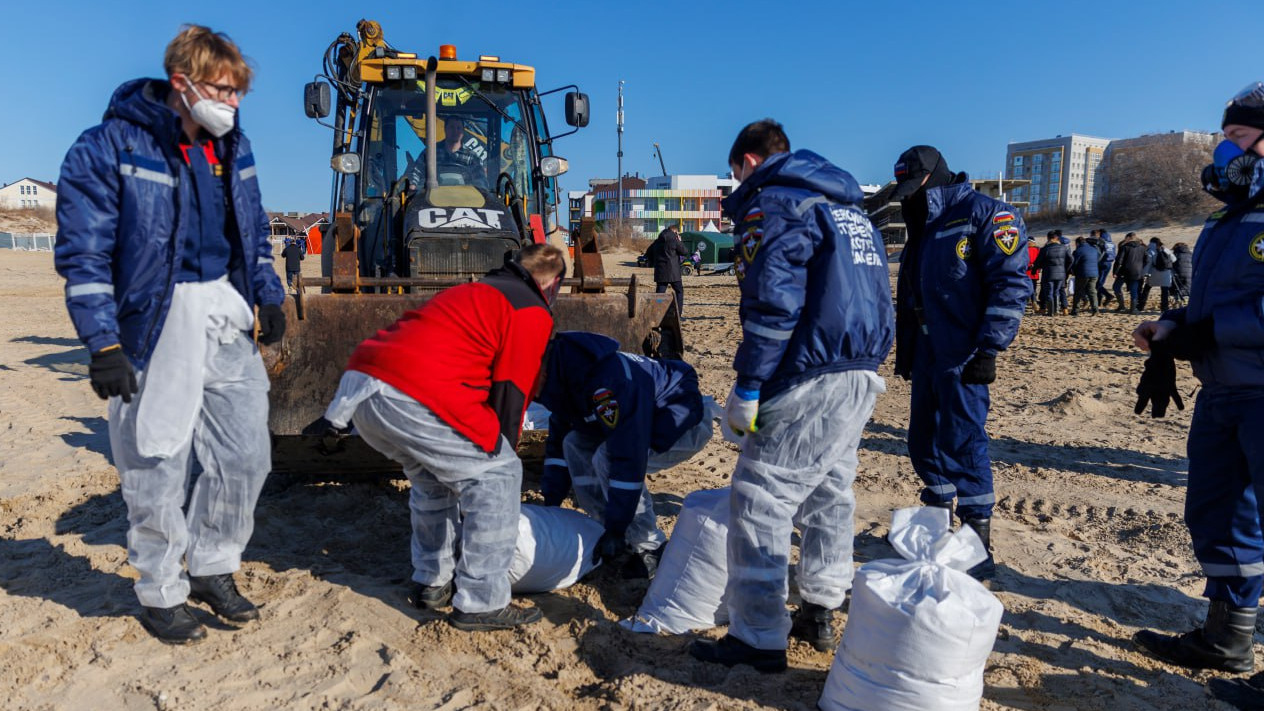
{"left": 617, "top": 80, "right": 624, "bottom": 231}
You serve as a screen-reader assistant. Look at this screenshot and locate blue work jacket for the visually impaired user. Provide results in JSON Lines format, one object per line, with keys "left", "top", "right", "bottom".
{"left": 54, "top": 78, "right": 284, "bottom": 368}
{"left": 722, "top": 150, "right": 894, "bottom": 400}
{"left": 895, "top": 180, "right": 1031, "bottom": 374}
{"left": 536, "top": 332, "right": 704, "bottom": 536}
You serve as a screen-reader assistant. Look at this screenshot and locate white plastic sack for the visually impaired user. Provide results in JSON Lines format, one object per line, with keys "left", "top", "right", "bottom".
{"left": 820, "top": 507, "right": 1004, "bottom": 711}
{"left": 621, "top": 487, "right": 731, "bottom": 634}
{"left": 522, "top": 402, "right": 551, "bottom": 431}
{"left": 508, "top": 504, "right": 604, "bottom": 593}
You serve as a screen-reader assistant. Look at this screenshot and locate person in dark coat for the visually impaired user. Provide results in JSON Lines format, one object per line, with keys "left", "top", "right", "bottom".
{"left": 1026, "top": 238, "right": 1041, "bottom": 310}
{"left": 1071, "top": 236, "right": 1101, "bottom": 315}
{"left": 1113, "top": 232, "right": 1148, "bottom": 313}
{"left": 651, "top": 223, "right": 686, "bottom": 316}
{"left": 1034, "top": 233, "right": 1070, "bottom": 316}
{"left": 1171, "top": 241, "right": 1193, "bottom": 306}
{"left": 281, "top": 238, "right": 304, "bottom": 290}
{"left": 1139, "top": 237, "right": 1175, "bottom": 312}
{"left": 1094, "top": 229, "right": 1117, "bottom": 306}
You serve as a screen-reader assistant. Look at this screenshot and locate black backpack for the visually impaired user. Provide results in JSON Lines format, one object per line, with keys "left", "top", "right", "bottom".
{"left": 1153, "top": 249, "right": 1172, "bottom": 271}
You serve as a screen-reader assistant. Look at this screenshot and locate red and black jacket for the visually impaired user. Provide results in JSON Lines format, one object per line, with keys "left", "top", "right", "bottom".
{"left": 347, "top": 261, "right": 553, "bottom": 453}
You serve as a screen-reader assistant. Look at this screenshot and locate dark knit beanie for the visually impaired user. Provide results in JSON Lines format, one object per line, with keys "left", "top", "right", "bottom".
{"left": 1224, "top": 103, "right": 1264, "bottom": 130}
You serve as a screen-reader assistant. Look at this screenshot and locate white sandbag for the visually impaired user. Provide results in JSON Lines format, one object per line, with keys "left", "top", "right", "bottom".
{"left": 820, "top": 507, "right": 1004, "bottom": 711}
{"left": 521, "top": 402, "right": 551, "bottom": 431}
{"left": 621, "top": 487, "right": 731, "bottom": 634}
{"left": 508, "top": 504, "right": 604, "bottom": 593}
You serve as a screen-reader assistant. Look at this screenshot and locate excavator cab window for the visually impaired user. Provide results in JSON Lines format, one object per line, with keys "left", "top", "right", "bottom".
{"left": 361, "top": 82, "right": 534, "bottom": 206}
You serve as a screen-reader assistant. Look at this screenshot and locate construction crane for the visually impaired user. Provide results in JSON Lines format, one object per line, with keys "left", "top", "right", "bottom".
{"left": 653, "top": 142, "right": 668, "bottom": 177}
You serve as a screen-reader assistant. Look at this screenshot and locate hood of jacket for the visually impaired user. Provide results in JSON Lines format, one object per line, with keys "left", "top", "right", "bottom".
{"left": 104, "top": 78, "right": 184, "bottom": 147}
{"left": 723, "top": 150, "right": 864, "bottom": 217}
{"left": 536, "top": 331, "right": 620, "bottom": 413}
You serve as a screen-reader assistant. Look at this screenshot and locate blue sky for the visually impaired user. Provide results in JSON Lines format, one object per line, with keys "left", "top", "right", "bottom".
{"left": 3, "top": 0, "right": 1256, "bottom": 213}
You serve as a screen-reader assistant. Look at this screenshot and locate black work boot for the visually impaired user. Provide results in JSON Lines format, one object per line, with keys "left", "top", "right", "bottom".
{"left": 621, "top": 543, "right": 665, "bottom": 580}
{"left": 448, "top": 603, "right": 542, "bottom": 631}
{"left": 139, "top": 604, "right": 208, "bottom": 645}
{"left": 962, "top": 518, "right": 996, "bottom": 581}
{"left": 1209, "top": 670, "right": 1264, "bottom": 710}
{"left": 689, "top": 634, "right": 788, "bottom": 673}
{"left": 407, "top": 580, "right": 454, "bottom": 611}
{"left": 189, "top": 573, "right": 260, "bottom": 625}
{"left": 790, "top": 602, "right": 837, "bottom": 652}
{"left": 1134, "top": 600, "right": 1257, "bottom": 673}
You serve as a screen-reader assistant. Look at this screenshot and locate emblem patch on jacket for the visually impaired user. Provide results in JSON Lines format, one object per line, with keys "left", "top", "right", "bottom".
{"left": 593, "top": 388, "right": 619, "bottom": 428}
{"left": 1250, "top": 232, "right": 1264, "bottom": 262}
{"left": 739, "top": 226, "right": 764, "bottom": 266}
{"left": 993, "top": 225, "right": 1021, "bottom": 256}
{"left": 956, "top": 237, "right": 972, "bottom": 260}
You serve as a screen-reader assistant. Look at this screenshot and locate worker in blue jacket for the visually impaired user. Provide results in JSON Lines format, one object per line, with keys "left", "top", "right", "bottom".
{"left": 690, "top": 120, "right": 893, "bottom": 673}
{"left": 54, "top": 26, "right": 285, "bottom": 644}
{"left": 1095, "top": 229, "right": 1117, "bottom": 306}
{"left": 891, "top": 145, "right": 1031, "bottom": 581}
{"left": 536, "top": 331, "right": 711, "bottom": 579}
{"left": 1133, "top": 83, "right": 1264, "bottom": 678}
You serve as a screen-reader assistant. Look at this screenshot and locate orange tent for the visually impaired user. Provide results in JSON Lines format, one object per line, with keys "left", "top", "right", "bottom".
{"left": 305, "top": 224, "right": 323, "bottom": 255}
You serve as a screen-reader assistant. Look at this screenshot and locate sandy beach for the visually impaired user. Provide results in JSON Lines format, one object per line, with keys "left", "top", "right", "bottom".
{"left": 0, "top": 224, "right": 1246, "bottom": 710}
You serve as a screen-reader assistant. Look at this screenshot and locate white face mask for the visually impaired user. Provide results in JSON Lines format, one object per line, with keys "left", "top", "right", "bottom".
{"left": 180, "top": 82, "right": 236, "bottom": 138}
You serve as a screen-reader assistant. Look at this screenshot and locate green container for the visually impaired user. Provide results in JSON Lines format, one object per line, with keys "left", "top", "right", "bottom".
{"left": 680, "top": 231, "right": 734, "bottom": 266}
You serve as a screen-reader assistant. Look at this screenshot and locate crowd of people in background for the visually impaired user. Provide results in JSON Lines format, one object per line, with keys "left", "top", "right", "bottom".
{"left": 1026, "top": 228, "right": 1191, "bottom": 316}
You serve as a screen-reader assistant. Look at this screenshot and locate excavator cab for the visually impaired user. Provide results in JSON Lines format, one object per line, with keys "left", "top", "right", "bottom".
{"left": 265, "top": 21, "right": 681, "bottom": 473}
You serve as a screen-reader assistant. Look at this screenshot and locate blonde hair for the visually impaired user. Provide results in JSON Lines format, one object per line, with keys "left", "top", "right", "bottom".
{"left": 164, "top": 25, "right": 253, "bottom": 91}
{"left": 519, "top": 243, "right": 566, "bottom": 281}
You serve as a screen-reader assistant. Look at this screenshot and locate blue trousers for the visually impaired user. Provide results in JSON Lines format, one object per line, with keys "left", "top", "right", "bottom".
{"left": 1186, "top": 387, "right": 1264, "bottom": 607}
{"left": 908, "top": 345, "right": 994, "bottom": 520}
{"left": 1040, "top": 279, "right": 1066, "bottom": 313}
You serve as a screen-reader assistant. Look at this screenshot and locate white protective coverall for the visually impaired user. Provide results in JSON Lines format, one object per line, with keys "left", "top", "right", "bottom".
{"left": 327, "top": 372, "right": 522, "bottom": 614}
{"left": 108, "top": 279, "right": 270, "bottom": 608}
{"left": 725, "top": 369, "right": 885, "bottom": 651}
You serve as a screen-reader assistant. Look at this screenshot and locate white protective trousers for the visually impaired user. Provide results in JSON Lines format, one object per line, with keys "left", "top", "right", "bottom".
{"left": 352, "top": 385, "right": 522, "bottom": 614}
{"left": 725, "top": 370, "right": 885, "bottom": 651}
{"left": 563, "top": 417, "right": 713, "bottom": 552}
{"left": 109, "top": 331, "right": 271, "bottom": 609}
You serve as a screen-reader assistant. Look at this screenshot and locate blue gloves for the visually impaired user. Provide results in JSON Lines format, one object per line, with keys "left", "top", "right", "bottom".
{"left": 725, "top": 384, "right": 761, "bottom": 437}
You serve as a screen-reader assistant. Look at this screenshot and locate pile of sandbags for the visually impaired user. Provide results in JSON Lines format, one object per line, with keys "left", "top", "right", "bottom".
{"left": 819, "top": 507, "right": 1004, "bottom": 711}
{"left": 621, "top": 487, "right": 731, "bottom": 634}
{"left": 508, "top": 504, "right": 605, "bottom": 593}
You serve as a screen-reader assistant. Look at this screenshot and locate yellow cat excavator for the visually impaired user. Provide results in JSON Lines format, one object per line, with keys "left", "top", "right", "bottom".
{"left": 264, "top": 20, "right": 682, "bottom": 472}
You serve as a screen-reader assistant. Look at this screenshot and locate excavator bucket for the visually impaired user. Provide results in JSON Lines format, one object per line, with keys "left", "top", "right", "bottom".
{"left": 263, "top": 220, "right": 681, "bottom": 474}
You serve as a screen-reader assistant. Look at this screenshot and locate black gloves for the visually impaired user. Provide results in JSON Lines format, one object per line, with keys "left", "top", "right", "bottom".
{"left": 89, "top": 347, "right": 138, "bottom": 402}
{"left": 302, "top": 416, "right": 352, "bottom": 455}
{"left": 1157, "top": 318, "right": 1215, "bottom": 362}
{"left": 257, "top": 304, "right": 286, "bottom": 345}
{"left": 541, "top": 464, "right": 569, "bottom": 507}
{"left": 592, "top": 531, "right": 627, "bottom": 566}
{"left": 961, "top": 353, "right": 997, "bottom": 385}
{"left": 1135, "top": 350, "right": 1185, "bottom": 418}
{"left": 301, "top": 416, "right": 351, "bottom": 437}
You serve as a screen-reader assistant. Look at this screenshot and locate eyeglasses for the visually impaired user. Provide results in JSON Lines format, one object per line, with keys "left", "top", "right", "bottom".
{"left": 184, "top": 77, "right": 245, "bottom": 101}
{"left": 1229, "top": 81, "right": 1264, "bottom": 109}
